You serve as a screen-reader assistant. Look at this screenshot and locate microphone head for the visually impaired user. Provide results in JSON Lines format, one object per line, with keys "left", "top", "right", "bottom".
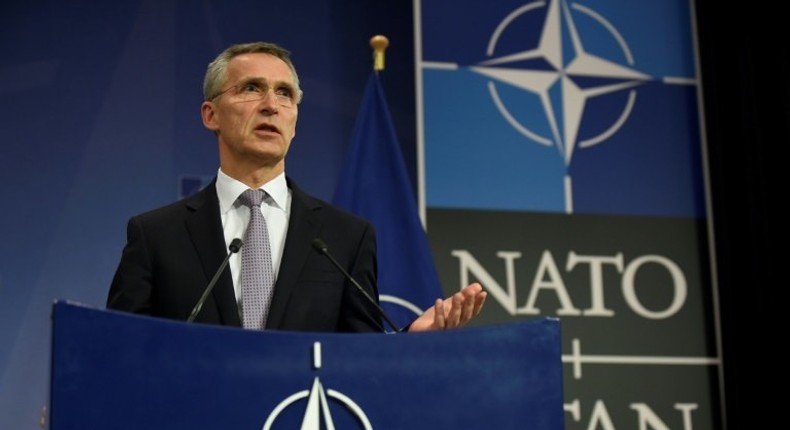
{"left": 229, "top": 238, "right": 243, "bottom": 253}
{"left": 312, "top": 238, "right": 328, "bottom": 254}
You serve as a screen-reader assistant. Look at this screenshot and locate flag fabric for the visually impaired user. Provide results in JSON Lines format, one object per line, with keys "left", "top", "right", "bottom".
{"left": 333, "top": 71, "right": 444, "bottom": 330}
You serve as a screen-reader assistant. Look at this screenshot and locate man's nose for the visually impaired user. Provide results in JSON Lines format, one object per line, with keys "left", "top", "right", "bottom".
{"left": 258, "top": 89, "right": 279, "bottom": 112}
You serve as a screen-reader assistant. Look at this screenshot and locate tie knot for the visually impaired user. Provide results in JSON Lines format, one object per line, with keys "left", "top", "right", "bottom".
{"left": 238, "top": 189, "right": 265, "bottom": 208}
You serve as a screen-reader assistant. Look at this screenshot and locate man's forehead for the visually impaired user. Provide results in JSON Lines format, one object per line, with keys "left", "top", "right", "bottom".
{"left": 227, "top": 53, "right": 293, "bottom": 80}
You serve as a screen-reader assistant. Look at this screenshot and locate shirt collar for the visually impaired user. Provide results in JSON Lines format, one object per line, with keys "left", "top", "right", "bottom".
{"left": 216, "top": 168, "right": 288, "bottom": 212}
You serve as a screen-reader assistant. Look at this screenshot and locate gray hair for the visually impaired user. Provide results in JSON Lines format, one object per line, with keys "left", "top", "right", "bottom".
{"left": 203, "top": 41, "right": 303, "bottom": 103}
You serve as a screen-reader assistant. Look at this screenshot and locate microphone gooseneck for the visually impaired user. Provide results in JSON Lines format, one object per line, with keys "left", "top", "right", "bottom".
{"left": 187, "top": 238, "right": 243, "bottom": 323}
{"left": 311, "top": 238, "right": 401, "bottom": 333}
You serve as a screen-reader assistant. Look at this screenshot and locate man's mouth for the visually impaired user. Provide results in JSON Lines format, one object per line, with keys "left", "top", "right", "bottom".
{"left": 255, "top": 123, "right": 280, "bottom": 134}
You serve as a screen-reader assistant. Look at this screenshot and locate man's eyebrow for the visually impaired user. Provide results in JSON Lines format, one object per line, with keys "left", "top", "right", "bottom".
{"left": 238, "top": 76, "right": 295, "bottom": 90}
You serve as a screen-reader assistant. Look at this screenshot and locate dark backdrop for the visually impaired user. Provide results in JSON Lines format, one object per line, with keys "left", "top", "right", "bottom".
{"left": 697, "top": 1, "right": 782, "bottom": 427}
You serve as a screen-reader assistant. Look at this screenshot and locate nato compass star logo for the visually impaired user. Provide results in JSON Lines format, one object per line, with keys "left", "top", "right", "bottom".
{"left": 420, "top": 0, "right": 700, "bottom": 216}
{"left": 261, "top": 342, "right": 372, "bottom": 429}
{"left": 471, "top": 0, "right": 649, "bottom": 213}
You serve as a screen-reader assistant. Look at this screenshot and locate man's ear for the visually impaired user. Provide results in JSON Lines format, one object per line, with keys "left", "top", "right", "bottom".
{"left": 201, "top": 101, "right": 219, "bottom": 132}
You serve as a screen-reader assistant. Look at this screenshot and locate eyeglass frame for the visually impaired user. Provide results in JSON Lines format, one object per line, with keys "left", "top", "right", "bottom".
{"left": 209, "top": 78, "right": 299, "bottom": 107}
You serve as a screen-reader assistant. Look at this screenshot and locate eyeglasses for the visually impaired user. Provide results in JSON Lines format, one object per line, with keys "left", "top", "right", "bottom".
{"left": 211, "top": 80, "right": 298, "bottom": 108}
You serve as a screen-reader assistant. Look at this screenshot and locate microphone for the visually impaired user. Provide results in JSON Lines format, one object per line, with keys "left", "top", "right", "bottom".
{"left": 187, "top": 238, "right": 243, "bottom": 323}
{"left": 311, "top": 238, "right": 401, "bottom": 333}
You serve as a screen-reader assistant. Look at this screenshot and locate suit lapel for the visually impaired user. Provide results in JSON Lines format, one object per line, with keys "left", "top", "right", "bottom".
{"left": 265, "top": 179, "right": 323, "bottom": 329}
{"left": 184, "top": 180, "right": 242, "bottom": 326}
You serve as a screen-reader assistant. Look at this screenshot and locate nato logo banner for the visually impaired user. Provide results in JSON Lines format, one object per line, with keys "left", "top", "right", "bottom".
{"left": 418, "top": 0, "right": 703, "bottom": 217}
{"left": 416, "top": 0, "right": 721, "bottom": 429}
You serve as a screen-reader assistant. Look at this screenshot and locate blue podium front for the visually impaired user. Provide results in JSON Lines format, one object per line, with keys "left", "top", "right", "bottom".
{"left": 49, "top": 301, "right": 563, "bottom": 429}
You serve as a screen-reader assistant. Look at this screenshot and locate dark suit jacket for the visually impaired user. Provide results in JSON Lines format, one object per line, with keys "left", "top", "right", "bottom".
{"left": 107, "top": 177, "right": 383, "bottom": 332}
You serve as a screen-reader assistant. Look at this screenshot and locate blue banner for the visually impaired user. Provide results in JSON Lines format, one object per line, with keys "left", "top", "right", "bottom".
{"left": 333, "top": 72, "right": 444, "bottom": 329}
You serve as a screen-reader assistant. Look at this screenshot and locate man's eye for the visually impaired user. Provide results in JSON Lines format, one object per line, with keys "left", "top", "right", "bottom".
{"left": 275, "top": 87, "right": 293, "bottom": 98}
{"left": 241, "top": 83, "right": 262, "bottom": 93}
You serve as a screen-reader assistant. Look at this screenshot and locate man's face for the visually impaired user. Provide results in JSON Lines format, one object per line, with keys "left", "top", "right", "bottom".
{"left": 202, "top": 52, "right": 299, "bottom": 172}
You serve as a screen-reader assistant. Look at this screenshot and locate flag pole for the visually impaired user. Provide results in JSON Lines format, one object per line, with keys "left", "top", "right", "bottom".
{"left": 370, "top": 34, "right": 389, "bottom": 72}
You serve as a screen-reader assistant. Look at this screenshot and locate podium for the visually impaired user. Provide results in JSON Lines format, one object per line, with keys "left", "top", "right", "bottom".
{"left": 49, "top": 301, "right": 564, "bottom": 429}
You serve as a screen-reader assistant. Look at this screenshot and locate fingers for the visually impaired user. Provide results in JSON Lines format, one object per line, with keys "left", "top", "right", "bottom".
{"left": 458, "top": 283, "right": 481, "bottom": 324}
{"left": 472, "top": 286, "right": 487, "bottom": 317}
{"left": 445, "top": 293, "right": 464, "bottom": 328}
{"left": 425, "top": 283, "right": 487, "bottom": 331}
{"left": 432, "top": 298, "right": 445, "bottom": 329}
{"left": 475, "top": 292, "right": 487, "bottom": 315}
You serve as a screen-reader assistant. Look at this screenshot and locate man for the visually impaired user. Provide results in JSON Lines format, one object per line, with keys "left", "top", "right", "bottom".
{"left": 107, "top": 41, "right": 486, "bottom": 332}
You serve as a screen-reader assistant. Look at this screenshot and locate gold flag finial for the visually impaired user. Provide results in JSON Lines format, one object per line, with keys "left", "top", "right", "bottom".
{"left": 370, "top": 35, "right": 389, "bottom": 71}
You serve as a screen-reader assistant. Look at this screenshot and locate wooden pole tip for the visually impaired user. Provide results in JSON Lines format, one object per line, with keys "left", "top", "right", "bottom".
{"left": 370, "top": 35, "right": 390, "bottom": 71}
{"left": 370, "top": 35, "right": 390, "bottom": 51}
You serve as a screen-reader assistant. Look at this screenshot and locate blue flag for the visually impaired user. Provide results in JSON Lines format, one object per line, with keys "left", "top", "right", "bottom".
{"left": 333, "top": 71, "right": 444, "bottom": 329}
